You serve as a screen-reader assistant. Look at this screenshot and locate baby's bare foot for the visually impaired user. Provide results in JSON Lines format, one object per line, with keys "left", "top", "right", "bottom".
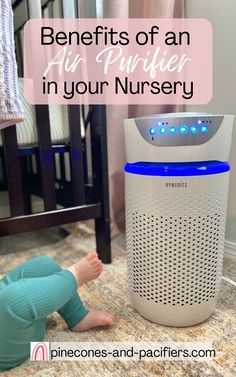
{"left": 67, "top": 252, "right": 103, "bottom": 286}
{"left": 71, "top": 311, "right": 115, "bottom": 332}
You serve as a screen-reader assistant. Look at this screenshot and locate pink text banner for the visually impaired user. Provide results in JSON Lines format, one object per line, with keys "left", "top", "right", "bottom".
{"left": 24, "top": 18, "right": 212, "bottom": 105}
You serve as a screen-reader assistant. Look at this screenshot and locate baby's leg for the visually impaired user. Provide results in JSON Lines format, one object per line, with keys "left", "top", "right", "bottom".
{"left": 58, "top": 291, "right": 115, "bottom": 332}
{"left": 0, "top": 269, "right": 79, "bottom": 370}
{"left": 1, "top": 253, "right": 103, "bottom": 287}
{"left": 1, "top": 254, "right": 115, "bottom": 332}
{"left": 0, "top": 256, "right": 63, "bottom": 285}
{"left": 60, "top": 252, "right": 115, "bottom": 331}
{"left": 0, "top": 269, "right": 79, "bottom": 323}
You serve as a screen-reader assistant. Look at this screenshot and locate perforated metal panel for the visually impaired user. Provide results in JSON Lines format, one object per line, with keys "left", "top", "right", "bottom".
{"left": 125, "top": 173, "right": 229, "bottom": 317}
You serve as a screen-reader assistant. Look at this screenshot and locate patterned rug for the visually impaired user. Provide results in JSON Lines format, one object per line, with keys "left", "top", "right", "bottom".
{"left": 0, "top": 225, "right": 235, "bottom": 377}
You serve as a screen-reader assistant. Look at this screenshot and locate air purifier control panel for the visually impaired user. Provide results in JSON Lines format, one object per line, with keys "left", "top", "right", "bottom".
{"left": 135, "top": 115, "right": 224, "bottom": 147}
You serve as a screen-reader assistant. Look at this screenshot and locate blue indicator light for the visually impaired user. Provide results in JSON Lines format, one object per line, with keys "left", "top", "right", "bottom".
{"left": 150, "top": 127, "right": 156, "bottom": 135}
{"left": 180, "top": 125, "right": 188, "bottom": 134}
{"left": 201, "top": 125, "right": 208, "bottom": 134}
{"left": 170, "top": 126, "right": 177, "bottom": 134}
{"left": 158, "top": 122, "right": 162, "bottom": 126}
{"left": 190, "top": 125, "right": 198, "bottom": 134}
{"left": 198, "top": 120, "right": 202, "bottom": 125}
{"left": 159, "top": 126, "right": 166, "bottom": 135}
{"left": 124, "top": 161, "right": 230, "bottom": 177}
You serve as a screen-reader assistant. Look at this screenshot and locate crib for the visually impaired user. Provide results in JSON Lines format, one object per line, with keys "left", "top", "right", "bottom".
{"left": 0, "top": 0, "right": 111, "bottom": 263}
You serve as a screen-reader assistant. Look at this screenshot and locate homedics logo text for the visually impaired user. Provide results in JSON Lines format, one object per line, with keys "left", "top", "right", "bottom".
{"left": 165, "top": 182, "right": 188, "bottom": 188}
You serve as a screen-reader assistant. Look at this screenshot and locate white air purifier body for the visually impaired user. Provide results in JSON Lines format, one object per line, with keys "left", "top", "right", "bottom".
{"left": 124, "top": 113, "right": 234, "bottom": 327}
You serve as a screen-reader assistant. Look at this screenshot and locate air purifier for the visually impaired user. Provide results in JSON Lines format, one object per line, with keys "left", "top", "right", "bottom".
{"left": 124, "top": 112, "right": 234, "bottom": 327}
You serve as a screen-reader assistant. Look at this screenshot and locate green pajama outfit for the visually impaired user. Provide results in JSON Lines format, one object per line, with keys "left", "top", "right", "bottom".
{"left": 0, "top": 256, "right": 89, "bottom": 372}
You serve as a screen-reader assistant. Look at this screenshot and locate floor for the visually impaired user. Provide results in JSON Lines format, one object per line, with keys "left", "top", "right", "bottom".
{"left": 0, "top": 227, "right": 67, "bottom": 255}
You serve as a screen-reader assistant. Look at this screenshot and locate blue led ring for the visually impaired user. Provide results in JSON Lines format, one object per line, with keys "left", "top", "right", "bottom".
{"left": 125, "top": 161, "right": 230, "bottom": 176}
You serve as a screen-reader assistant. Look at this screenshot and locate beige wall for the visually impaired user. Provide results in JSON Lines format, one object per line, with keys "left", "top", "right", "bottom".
{"left": 185, "top": 0, "right": 236, "bottom": 243}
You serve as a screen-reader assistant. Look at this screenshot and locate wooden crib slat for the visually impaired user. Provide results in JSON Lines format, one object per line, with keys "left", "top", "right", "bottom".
{"left": 2, "top": 126, "right": 25, "bottom": 216}
{"left": 75, "top": 0, "right": 80, "bottom": 17}
{"left": 90, "top": 105, "right": 111, "bottom": 263}
{"left": 0, "top": 203, "right": 101, "bottom": 236}
{"left": 68, "top": 105, "right": 85, "bottom": 205}
{"left": 15, "top": 32, "right": 23, "bottom": 77}
{"left": 35, "top": 105, "right": 57, "bottom": 211}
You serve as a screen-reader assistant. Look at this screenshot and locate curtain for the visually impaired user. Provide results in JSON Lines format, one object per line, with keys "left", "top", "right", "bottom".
{"left": 103, "top": 0, "right": 185, "bottom": 236}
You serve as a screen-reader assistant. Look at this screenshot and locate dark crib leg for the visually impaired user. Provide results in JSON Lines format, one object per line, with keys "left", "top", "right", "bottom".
{"left": 91, "top": 105, "right": 111, "bottom": 264}
{"left": 95, "top": 203, "right": 111, "bottom": 264}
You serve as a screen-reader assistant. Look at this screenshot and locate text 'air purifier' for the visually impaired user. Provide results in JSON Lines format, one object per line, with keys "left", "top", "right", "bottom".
{"left": 124, "top": 113, "right": 234, "bottom": 327}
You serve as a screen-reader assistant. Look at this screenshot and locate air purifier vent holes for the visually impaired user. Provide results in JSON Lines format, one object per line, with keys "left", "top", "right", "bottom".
{"left": 126, "top": 189, "right": 227, "bottom": 307}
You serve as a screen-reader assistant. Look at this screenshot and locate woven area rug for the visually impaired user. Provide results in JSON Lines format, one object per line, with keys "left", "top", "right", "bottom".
{"left": 0, "top": 225, "right": 235, "bottom": 377}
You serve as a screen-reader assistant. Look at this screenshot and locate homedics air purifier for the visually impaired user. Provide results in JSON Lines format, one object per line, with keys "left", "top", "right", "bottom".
{"left": 124, "top": 113, "right": 234, "bottom": 327}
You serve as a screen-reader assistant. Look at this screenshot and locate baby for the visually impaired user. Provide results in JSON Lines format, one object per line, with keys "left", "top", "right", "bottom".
{"left": 0, "top": 253, "right": 115, "bottom": 372}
